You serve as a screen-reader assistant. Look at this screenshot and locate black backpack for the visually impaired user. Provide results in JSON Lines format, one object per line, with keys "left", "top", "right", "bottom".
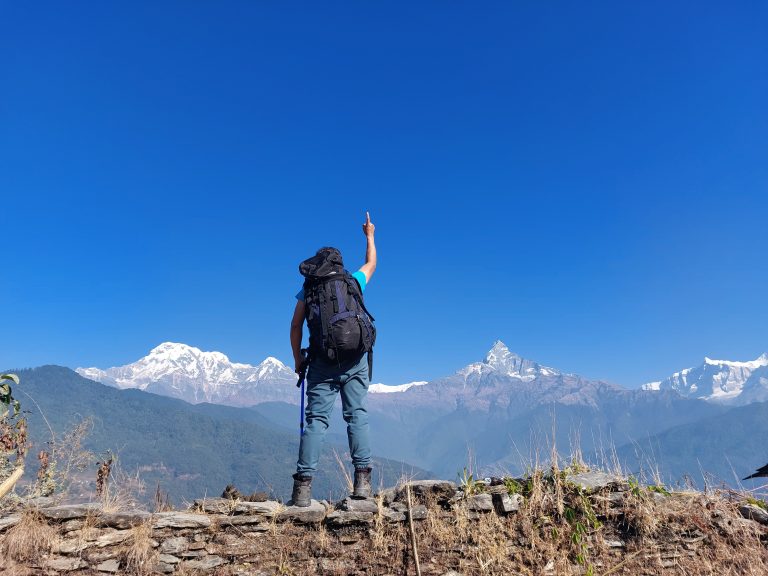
{"left": 299, "top": 248, "right": 376, "bottom": 367}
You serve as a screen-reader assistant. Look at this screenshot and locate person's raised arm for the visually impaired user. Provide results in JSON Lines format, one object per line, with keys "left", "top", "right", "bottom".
{"left": 358, "top": 211, "right": 377, "bottom": 283}
{"left": 290, "top": 300, "right": 306, "bottom": 374}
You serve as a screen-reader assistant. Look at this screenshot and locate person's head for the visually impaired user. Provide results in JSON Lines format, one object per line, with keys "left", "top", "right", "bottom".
{"left": 316, "top": 246, "right": 344, "bottom": 266}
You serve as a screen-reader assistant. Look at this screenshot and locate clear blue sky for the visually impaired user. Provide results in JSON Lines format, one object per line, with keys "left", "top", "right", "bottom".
{"left": 2, "top": 2, "right": 766, "bottom": 387}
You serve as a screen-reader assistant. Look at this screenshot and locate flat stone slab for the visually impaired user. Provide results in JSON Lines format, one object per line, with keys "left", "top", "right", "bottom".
{"left": 95, "top": 559, "right": 121, "bottom": 573}
{"left": 326, "top": 510, "right": 375, "bottom": 527}
{"left": 40, "top": 503, "right": 102, "bottom": 521}
{"left": 45, "top": 557, "right": 88, "bottom": 571}
{"left": 98, "top": 510, "right": 152, "bottom": 529}
{"left": 276, "top": 500, "right": 326, "bottom": 524}
{"left": 337, "top": 497, "right": 379, "bottom": 513}
{"left": 567, "top": 471, "right": 626, "bottom": 493}
{"left": 182, "top": 555, "right": 225, "bottom": 570}
{"left": 217, "top": 514, "right": 269, "bottom": 527}
{"left": 153, "top": 512, "right": 212, "bottom": 529}
{"left": 235, "top": 500, "right": 283, "bottom": 516}
{"left": 406, "top": 504, "right": 428, "bottom": 520}
{"left": 740, "top": 504, "right": 768, "bottom": 526}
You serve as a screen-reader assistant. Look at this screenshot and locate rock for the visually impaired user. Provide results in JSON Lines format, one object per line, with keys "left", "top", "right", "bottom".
{"left": 739, "top": 504, "right": 768, "bottom": 526}
{"left": 605, "top": 539, "right": 625, "bottom": 548}
{"left": 160, "top": 536, "right": 189, "bottom": 554}
{"left": 95, "top": 559, "right": 120, "bottom": 573}
{"left": 0, "top": 514, "right": 20, "bottom": 532}
{"left": 96, "top": 530, "right": 132, "bottom": 547}
{"left": 195, "top": 498, "right": 236, "bottom": 515}
{"left": 182, "top": 555, "right": 225, "bottom": 570}
{"left": 153, "top": 512, "right": 211, "bottom": 529}
{"left": 218, "top": 515, "right": 269, "bottom": 528}
{"left": 276, "top": 500, "right": 326, "bottom": 524}
{"left": 567, "top": 471, "right": 626, "bottom": 493}
{"left": 26, "top": 496, "right": 56, "bottom": 508}
{"left": 465, "top": 493, "right": 494, "bottom": 512}
{"left": 154, "top": 560, "right": 177, "bottom": 574}
{"left": 336, "top": 497, "right": 379, "bottom": 513}
{"left": 390, "top": 501, "right": 407, "bottom": 513}
{"left": 396, "top": 480, "right": 457, "bottom": 504}
{"left": 495, "top": 493, "right": 523, "bottom": 514}
{"left": 99, "top": 510, "right": 152, "bottom": 529}
{"left": 235, "top": 500, "right": 283, "bottom": 516}
{"left": 325, "top": 510, "right": 375, "bottom": 527}
{"left": 57, "top": 538, "right": 90, "bottom": 554}
{"left": 157, "top": 554, "right": 181, "bottom": 564}
{"left": 381, "top": 508, "right": 406, "bottom": 522}
{"left": 319, "top": 557, "right": 354, "bottom": 572}
{"left": 40, "top": 503, "right": 102, "bottom": 521}
{"left": 406, "top": 505, "right": 428, "bottom": 521}
{"left": 180, "top": 550, "right": 208, "bottom": 558}
{"left": 45, "top": 556, "right": 87, "bottom": 571}
{"left": 440, "top": 571, "right": 464, "bottom": 576}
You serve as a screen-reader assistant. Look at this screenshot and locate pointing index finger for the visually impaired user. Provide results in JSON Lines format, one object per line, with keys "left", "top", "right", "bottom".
{"left": 366, "top": 211, "right": 371, "bottom": 223}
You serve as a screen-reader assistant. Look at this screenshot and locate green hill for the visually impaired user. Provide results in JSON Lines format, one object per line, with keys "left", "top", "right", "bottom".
{"left": 10, "top": 366, "right": 425, "bottom": 504}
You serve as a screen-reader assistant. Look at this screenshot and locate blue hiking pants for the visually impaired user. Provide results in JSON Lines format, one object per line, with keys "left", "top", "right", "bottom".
{"left": 296, "top": 354, "right": 371, "bottom": 476}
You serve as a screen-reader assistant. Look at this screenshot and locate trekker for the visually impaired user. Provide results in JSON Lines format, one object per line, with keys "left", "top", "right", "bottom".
{"left": 289, "top": 212, "right": 377, "bottom": 507}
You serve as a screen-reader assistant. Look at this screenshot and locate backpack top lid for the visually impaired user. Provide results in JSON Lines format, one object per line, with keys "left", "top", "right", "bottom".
{"left": 299, "top": 247, "right": 345, "bottom": 280}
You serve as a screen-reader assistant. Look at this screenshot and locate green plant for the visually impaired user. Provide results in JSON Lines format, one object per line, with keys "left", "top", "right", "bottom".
{"left": 647, "top": 483, "right": 671, "bottom": 497}
{"left": 745, "top": 496, "right": 767, "bottom": 511}
{"left": 503, "top": 477, "right": 522, "bottom": 496}
{"left": 458, "top": 467, "right": 485, "bottom": 496}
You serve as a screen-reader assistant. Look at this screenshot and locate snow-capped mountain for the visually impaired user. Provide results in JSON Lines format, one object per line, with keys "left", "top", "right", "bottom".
{"left": 77, "top": 342, "right": 297, "bottom": 406}
{"left": 458, "top": 340, "right": 562, "bottom": 381}
{"left": 642, "top": 353, "right": 768, "bottom": 405}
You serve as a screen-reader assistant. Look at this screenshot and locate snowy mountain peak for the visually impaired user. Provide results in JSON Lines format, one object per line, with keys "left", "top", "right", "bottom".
{"left": 645, "top": 352, "right": 768, "bottom": 404}
{"left": 460, "top": 342, "right": 560, "bottom": 381}
{"left": 484, "top": 341, "right": 519, "bottom": 366}
{"left": 76, "top": 343, "right": 296, "bottom": 405}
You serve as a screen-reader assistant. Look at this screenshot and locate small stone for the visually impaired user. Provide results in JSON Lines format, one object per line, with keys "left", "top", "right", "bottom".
{"left": 567, "top": 471, "right": 626, "bottom": 493}
{"left": 182, "top": 555, "right": 225, "bottom": 570}
{"left": 188, "top": 540, "right": 207, "bottom": 550}
{"left": 406, "top": 505, "right": 428, "bottom": 520}
{"left": 739, "top": 504, "right": 768, "bottom": 526}
{"left": 160, "top": 536, "right": 189, "bottom": 554}
{"left": 45, "top": 556, "right": 87, "bottom": 571}
{"left": 158, "top": 554, "right": 181, "bottom": 564}
{"left": 154, "top": 561, "right": 177, "bottom": 574}
{"left": 495, "top": 493, "right": 522, "bottom": 514}
{"left": 180, "top": 550, "right": 208, "bottom": 558}
{"left": 96, "top": 530, "right": 132, "bottom": 547}
{"left": 319, "top": 558, "right": 354, "bottom": 572}
{"left": 381, "top": 508, "right": 406, "bottom": 522}
{"left": 57, "top": 538, "right": 89, "bottom": 554}
{"left": 466, "top": 493, "right": 494, "bottom": 512}
{"left": 605, "top": 539, "right": 625, "bottom": 548}
{"left": 0, "top": 515, "right": 20, "bottom": 532}
{"left": 95, "top": 559, "right": 120, "bottom": 573}
{"left": 337, "top": 497, "right": 379, "bottom": 513}
{"left": 153, "top": 512, "right": 211, "bottom": 529}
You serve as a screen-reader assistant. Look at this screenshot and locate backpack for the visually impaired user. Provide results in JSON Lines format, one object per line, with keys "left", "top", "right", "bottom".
{"left": 299, "top": 248, "right": 376, "bottom": 366}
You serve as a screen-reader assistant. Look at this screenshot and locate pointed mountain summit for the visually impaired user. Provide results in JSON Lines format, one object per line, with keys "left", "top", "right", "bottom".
{"left": 77, "top": 343, "right": 296, "bottom": 406}
{"left": 642, "top": 352, "right": 768, "bottom": 405}
{"left": 460, "top": 341, "right": 561, "bottom": 380}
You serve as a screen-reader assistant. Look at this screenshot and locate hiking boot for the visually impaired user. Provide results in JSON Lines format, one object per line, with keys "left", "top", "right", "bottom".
{"left": 290, "top": 473, "right": 312, "bottom": 507}
{"left": 352, "top": 467, "right": 372, "bottom": 499}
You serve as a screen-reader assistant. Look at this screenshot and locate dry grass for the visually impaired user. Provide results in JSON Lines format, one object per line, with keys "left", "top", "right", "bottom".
{"left": 121, "top": 519, "right": 157, "bottom": 575}
{"left": 0, "top": 507, "right": 58, "bottom": 562}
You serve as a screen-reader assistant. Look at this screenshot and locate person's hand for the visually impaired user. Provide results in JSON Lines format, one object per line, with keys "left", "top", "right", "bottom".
{"left": 362, "top": 211, "right": 375, "bottom": 238}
